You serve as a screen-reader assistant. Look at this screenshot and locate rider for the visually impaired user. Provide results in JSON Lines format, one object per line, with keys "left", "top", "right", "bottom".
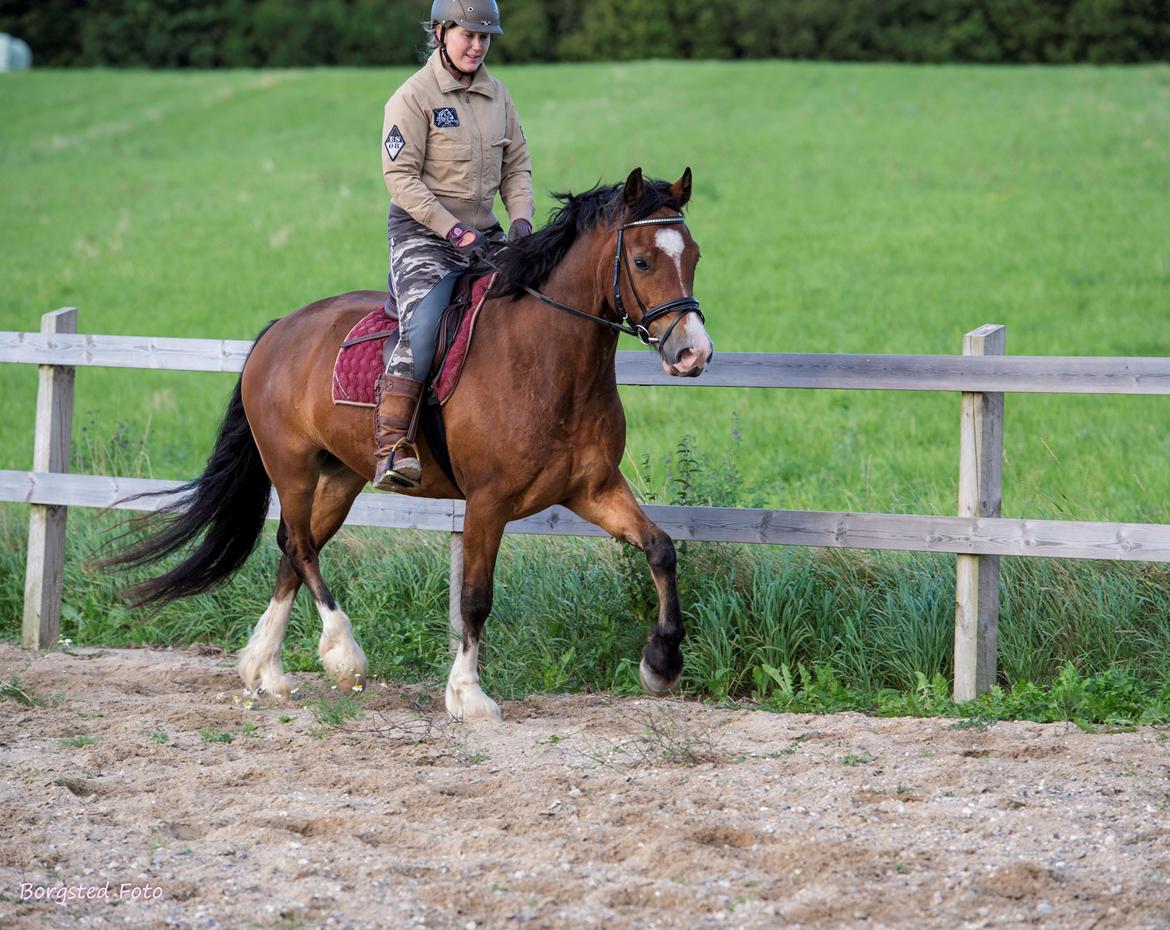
{"left": 375, "top": 0, "right": 535, "bottom": 491}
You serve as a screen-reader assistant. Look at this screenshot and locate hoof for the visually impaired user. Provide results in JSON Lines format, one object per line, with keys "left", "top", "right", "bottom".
{"left": 319, "top": 634, "right": 368, "bottom": 694}
{"left": 445, "top": 680, "right": 502, "bottom": 722}
{"left": 259, "top": 675, "right": 293, "bottom": 702}
{"left": 639, "top": 657, "right": 680, "bottom": 696}
{"left": 237, "top": 654, "right": 292, "bottom": 702}
{"left": 327, "top": 664, "right": 367, "bottom": 692}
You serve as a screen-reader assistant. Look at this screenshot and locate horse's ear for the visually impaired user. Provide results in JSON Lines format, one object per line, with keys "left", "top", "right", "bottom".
{"left": 669, "top": 167, "right": 692, "bottom": 209}
{"left": 623, "top": 167, "right": 644, "bottom": 209}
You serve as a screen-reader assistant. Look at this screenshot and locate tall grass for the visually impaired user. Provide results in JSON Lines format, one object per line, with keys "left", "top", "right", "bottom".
{"left": 3, "top": 434, "right": 1170, "bottom": 724}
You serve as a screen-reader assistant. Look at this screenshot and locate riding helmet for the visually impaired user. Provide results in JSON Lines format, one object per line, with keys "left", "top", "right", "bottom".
{"left": 430, "top": 0, "right": 504, "bottom": 35}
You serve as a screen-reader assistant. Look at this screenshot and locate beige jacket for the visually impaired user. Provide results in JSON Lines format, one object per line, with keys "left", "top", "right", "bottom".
{"left": 382, "top": 50, "right": 535, "bottom": 238}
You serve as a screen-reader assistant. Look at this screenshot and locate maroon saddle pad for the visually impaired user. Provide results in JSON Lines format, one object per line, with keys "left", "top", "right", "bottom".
{"left": 332, "top": 273, "right": 495, "bottom": 407}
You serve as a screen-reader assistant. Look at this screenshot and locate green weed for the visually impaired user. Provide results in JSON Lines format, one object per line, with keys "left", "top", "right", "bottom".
{"left": 584, "top": 705, "right": 724, "bottom": 769}
{"left": 453, "top": 742, "right": 490, "bottom": 766}
{"left": 303, "top": 687, "right": 366, "bottom": 734}
{"left": 1, "top": 676, "right": 45, "bottom": 707}
{"left": 945, "top": 717, "right": 997, "bottom": 732}
{"left": 199, "top": 725, "right": 234, "bottom": 744}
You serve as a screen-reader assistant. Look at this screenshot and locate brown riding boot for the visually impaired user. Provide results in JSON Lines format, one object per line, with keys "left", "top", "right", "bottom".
{"left": 372, "top": 375, "right": 424, "bottom": 491}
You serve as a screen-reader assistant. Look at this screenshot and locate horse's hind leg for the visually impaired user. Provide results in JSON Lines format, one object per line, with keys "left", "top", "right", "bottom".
{"left": 237, "top": 556, "right": 301, "bottom": 699}
{"left": 567, "top": 475, "right": 684, "bottom": 695}
{"left": 303, "top": 468, "right": 370, "bottom": 691}
{"left": 446, "top": 496, "right": 508, "bottom": 721}
{"left": 238, "top": 463, "right": 367, "bottom": 696}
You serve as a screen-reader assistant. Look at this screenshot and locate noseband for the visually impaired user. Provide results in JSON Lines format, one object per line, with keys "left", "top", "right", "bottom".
{"left": 612, "top": 215, "right": 705, "bottom": 349}
{"left": 502, "top": 213, "right": 704, "bottom": 357}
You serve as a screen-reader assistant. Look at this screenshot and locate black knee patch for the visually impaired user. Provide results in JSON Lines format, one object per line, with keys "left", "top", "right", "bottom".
{"left": 314, "top": 589, "right": 338, "bottom": 612}
{"left": 460, "top": 586, "right": 493, "bottom": 630}
{"left": 646, "top": 534, "right": 677, "bottom": 573}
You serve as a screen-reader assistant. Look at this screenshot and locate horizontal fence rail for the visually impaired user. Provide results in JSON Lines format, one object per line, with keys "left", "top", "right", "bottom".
{"left": 4, "top": 329, "right": 1170, "bottom": 394}
{"left": 4, "top": 312, "right": 1169, "bottom": 704}
{"left": 4, "top": 470, "right": 1170, "bottom": 562}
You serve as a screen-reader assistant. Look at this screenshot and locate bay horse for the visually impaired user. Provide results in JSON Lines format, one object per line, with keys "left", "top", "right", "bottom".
{"left": 107, "top": 167, "right": 712, "bottom": 720}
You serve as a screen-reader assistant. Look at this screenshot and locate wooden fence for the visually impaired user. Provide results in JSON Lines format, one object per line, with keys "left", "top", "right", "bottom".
{"left": 4, "top": 308, "right": 1170, "bottom": 701}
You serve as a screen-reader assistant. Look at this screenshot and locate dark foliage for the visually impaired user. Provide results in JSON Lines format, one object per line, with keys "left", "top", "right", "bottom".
{"left": 2, "top": 0, "right": 1167, "bottom": 67}
{"left": 488, "top": 176, "right": 685, "bottom": 300}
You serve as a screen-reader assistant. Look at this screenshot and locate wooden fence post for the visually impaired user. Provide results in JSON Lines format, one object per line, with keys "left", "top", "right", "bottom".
{"left": 449, "top": 532, "right": 463, "bottom": 657}
{"left": 22, "top": 308, "right": 77, "bottom": 650}
{"left": 953, "top": 323, "right": 1005, "bottom": 701}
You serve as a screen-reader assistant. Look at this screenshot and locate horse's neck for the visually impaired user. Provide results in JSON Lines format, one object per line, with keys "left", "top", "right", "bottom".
{"left": 525, "top": 236, "right": 614, "bottom": 356}
{"left": 488, "top": 235, "right": 619, "bottom": 395}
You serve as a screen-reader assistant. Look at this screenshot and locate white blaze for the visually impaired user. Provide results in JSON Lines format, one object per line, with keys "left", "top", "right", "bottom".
{"left": 655, "top": 228, "right": 687, "bottom": 291}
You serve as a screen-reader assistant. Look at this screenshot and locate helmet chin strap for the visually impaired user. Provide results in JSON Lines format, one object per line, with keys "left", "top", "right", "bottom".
{"left": 438, "top": 25, "right": 480, "bottom": 80}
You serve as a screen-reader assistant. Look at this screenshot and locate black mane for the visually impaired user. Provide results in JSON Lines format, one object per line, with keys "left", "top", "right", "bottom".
{"left": 488, "top": 178, "right": 684, "bottom": 300}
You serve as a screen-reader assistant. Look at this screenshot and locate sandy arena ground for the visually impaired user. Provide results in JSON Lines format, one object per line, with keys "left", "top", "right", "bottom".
{"left": 0, "top": 642, "right": 1168, "bottom": 930}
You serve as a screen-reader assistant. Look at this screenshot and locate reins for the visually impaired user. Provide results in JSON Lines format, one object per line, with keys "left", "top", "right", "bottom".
{"left": 482, "top": 214, "right": 705, "bottom": 354}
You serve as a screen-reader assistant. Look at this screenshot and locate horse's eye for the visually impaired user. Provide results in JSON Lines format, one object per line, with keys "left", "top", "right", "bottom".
{"left": 633, "top": 257, "right": 650, "bottom": 271}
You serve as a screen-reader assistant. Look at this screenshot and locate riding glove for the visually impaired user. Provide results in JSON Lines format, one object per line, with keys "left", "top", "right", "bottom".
{"left": 447, "top": 223, "right": 485, "bottom": 255}
{"left": 507, "top": 218, "right": 533, "bottom": 242}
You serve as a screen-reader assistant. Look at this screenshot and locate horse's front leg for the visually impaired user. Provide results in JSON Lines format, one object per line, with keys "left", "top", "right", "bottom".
{"left": 568, "top": 476, "right": 684, "bottom": 695}
{"left": 447, "top": 497, "right": 508, "bottom": 721}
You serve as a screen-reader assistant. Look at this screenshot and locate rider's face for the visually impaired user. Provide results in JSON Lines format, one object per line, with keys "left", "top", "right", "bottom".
{"left": 439, "top": 26, "right": 490, "bottom": 72}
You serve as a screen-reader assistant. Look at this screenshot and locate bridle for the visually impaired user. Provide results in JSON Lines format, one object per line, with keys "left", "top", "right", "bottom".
{"left": 498, "top": 213, "right": 705, "bottom": 355}
{"left": 612, "top": 215, "right": 705, "bottom": 349}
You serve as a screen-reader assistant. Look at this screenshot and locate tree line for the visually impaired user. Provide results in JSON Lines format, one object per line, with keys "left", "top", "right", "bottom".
{"left": 3, "top": 0, "right": 1167, "bottom": 67}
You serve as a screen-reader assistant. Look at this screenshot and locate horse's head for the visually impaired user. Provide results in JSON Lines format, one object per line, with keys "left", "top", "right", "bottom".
{"left": 614, "top": 167, "right": 713, "bottom": 378}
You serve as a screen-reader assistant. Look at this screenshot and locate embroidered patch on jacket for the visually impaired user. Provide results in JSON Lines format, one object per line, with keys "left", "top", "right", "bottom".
{"left": 433, "top": 107, "right": 460, "bottom": 128}
{"left": 384, "top": 125, "right": 405, "bottom": 161}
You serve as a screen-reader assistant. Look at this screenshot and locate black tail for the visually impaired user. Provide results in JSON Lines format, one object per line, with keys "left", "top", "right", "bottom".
{"left": 103, "top": 325, "right": 276, "bottom": 607}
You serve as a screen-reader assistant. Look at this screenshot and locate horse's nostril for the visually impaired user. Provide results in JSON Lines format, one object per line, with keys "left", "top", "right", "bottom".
{"left": 676, "top": 347, "right": 697, "bottom": 369}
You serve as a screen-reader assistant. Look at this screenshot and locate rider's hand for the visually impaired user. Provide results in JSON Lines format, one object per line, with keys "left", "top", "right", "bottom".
{"left": 446, "top": 223, "right": 485, "bottom": 255}
{"left": 507, "top": 218, "right": 533, "bottom": 242}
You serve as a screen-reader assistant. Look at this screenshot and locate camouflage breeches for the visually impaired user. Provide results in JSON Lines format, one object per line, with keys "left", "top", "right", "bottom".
{"left": 384, "top": 230, "right": 504, "bottom": 379}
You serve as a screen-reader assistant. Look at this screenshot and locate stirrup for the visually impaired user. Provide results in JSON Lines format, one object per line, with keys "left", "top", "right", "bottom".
{"left": 376, "top": 439, "right": 421, "bottom": 491}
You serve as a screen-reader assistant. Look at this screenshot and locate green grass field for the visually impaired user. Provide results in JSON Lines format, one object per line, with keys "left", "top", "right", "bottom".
{"left": 2, "top": 61, "right": 1168, "bottom": 518}
{"left": 3, "top": 62, "right": 1170, "bottom": 717}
